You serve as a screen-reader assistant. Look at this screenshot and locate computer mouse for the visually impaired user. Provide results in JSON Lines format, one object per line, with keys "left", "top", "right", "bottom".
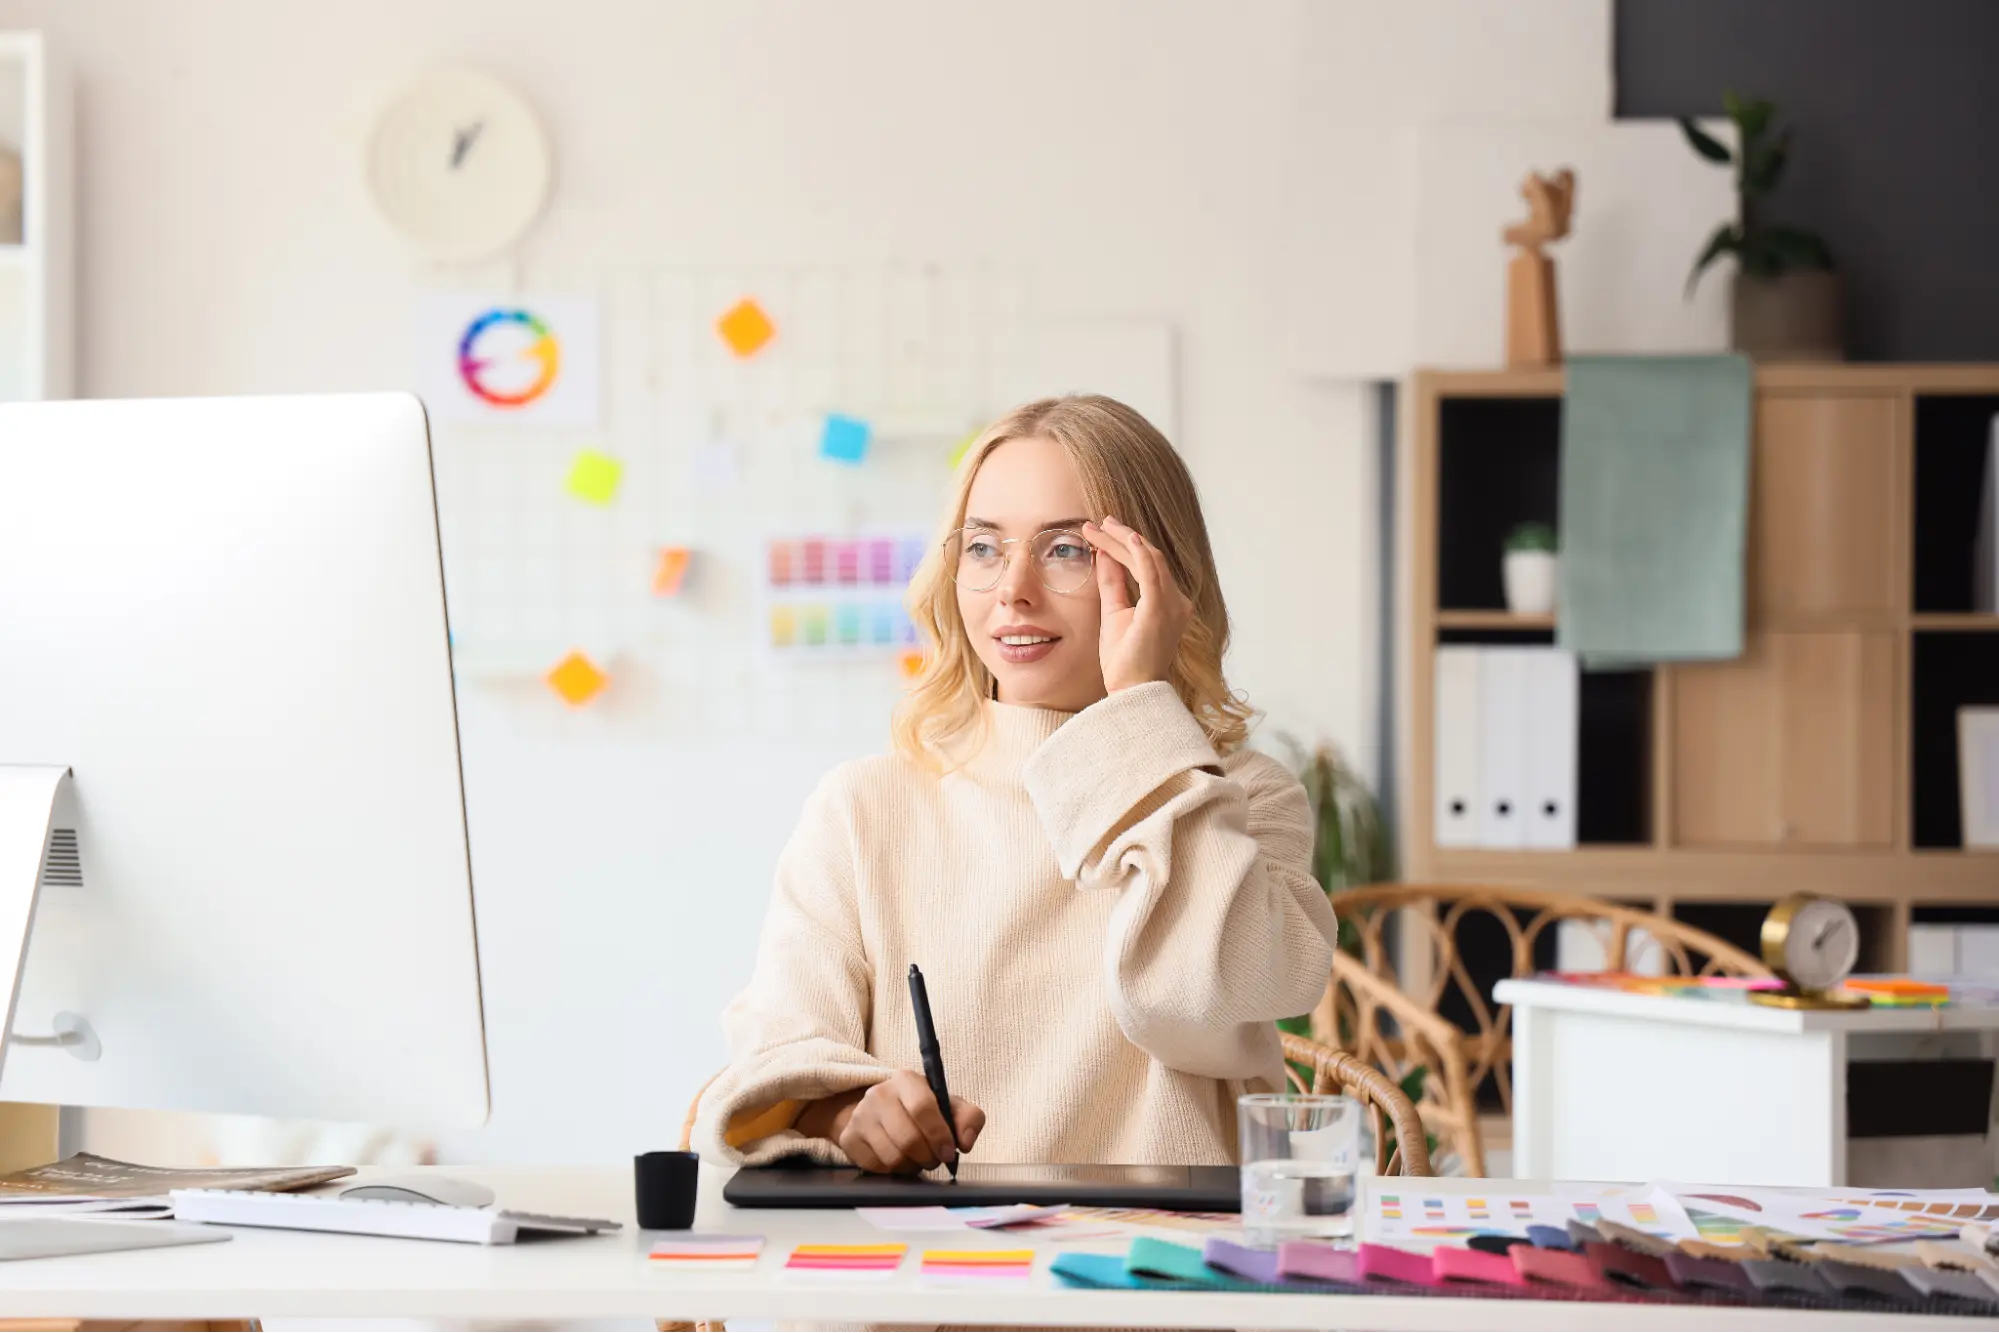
{"left": 340, "top": 1175, "right": 496, "bottom": 1209}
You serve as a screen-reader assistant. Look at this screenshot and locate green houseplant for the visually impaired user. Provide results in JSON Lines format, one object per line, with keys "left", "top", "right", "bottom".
{"left": 1273, "top": 738, "right": 1434, "bottom": 1164}
{"left": 1680, "top": 93, "right": 1840, "bottom": 360}
{"left": 1503, "top": 521, "right": 1558, "bottom": 616}
{"left": 1272, "top": 737, "right": 1387, "bottom": 1036}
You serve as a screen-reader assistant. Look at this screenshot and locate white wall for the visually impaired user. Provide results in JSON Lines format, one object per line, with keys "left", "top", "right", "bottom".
{"left": 0, "top": 0, "right": 1719, "bottom": 1164}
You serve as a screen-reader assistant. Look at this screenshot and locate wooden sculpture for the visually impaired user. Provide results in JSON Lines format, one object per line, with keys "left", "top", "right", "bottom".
{"left": 1502, "top": 168, "right": 1575, "bottom": 367}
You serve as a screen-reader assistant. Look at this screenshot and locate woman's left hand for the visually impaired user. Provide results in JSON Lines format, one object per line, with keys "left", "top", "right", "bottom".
{"left": 1084, "top": 517, "right": 1194, "bottom": 694}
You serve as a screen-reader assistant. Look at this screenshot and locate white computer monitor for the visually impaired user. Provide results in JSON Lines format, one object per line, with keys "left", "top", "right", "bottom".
{"left": 0, "top": 392, "right": 489, "bottom": 1131}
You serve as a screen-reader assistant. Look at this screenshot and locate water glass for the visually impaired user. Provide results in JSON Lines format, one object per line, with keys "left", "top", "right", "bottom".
{"left": 1238, "top": 1092, "right": 1361, "bottom": 1246}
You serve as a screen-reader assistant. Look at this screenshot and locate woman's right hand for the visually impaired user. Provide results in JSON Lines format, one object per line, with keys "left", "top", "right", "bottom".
{"left": 808, "top": 1070, "right": 985, "bottom": 1174}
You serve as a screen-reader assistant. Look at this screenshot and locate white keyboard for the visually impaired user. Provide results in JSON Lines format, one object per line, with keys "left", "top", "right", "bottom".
{"left": 169, "top": 1189, "right": 621, "bottom": 1245}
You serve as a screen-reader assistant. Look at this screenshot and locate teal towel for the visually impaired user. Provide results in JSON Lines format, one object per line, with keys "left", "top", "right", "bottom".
{"left": 1557, "top": 355, "right": 1753, "bottom": 669}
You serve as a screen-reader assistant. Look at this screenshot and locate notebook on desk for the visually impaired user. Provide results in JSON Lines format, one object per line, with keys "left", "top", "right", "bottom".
{"left": 723, "top": 1162, "right": 1239, "bottom": 1211}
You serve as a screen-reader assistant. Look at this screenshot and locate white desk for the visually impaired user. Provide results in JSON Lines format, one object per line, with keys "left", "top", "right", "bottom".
{"left": 1499, "top": 978, "right": 1999, "bottom": 1188}
{"left": 0, "top": 1165, "right": 1988, "bottom": 1329}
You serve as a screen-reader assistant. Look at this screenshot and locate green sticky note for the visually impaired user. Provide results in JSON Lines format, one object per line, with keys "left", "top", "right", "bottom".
{"left": 948, "top": 430, "right": 981, "bottom": 469}
{"left": 565, "top": 450, "right": 623, "bottom": 505}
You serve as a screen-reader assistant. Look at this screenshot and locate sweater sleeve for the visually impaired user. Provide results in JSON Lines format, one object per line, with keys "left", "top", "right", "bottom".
{"left": 695, "top": 768, "right": 892, "bottom": 1166}
{"left": 1021, "top": 683, "right": 1338, "bottom": 1080}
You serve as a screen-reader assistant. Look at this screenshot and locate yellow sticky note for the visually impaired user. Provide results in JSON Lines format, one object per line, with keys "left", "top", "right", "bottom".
{"left": 949, "top": 430, "right": 981, "bottom": 470}
{"left": 897, "top": 649, "right": 926, "bottom": 681}
{"left": 652, "top": 546, "right": 692, "bottom": 596}
{"left": 717, "top": 298, "right": 776, "bottom": 358}
{"left": 566, "top": 450, "right": 623, "bottom": 505}
{"left": 546, "top": 651, "right": 608, "bottom": 706}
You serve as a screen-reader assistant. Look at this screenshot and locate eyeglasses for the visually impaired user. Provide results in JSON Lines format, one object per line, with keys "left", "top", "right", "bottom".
{"left": 944, "top": 527, "right": 1096, "bottom": 594}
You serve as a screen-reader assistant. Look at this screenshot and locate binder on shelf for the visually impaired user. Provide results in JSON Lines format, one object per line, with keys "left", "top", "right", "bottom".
{"left": 1976, "top": 415, "right": 1996, "bottom": 612}
{"left": 1433, "top": 647, "right": 1482, "bottom": 848}
{"left": 1523, "top": 649, "right": 1579, "bottom": 849}
{"left": 1907, "top": 924, "right": 1958, "bottom": 978}
{"left": 1477, "top": 648, "right": 1531, "bottom": 849}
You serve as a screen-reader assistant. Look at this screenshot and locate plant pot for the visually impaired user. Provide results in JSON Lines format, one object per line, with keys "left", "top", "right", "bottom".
{"left": 1503, "top": 551, "right": 1559, "bottom": 615}
{"left": 1731, "top": 270, "right": 1842, "bottom": 361}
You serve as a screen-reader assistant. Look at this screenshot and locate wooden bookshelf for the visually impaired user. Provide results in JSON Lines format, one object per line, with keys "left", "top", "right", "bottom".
{"left": 1402, "top": 365, "right": 1999, "bottom": 972}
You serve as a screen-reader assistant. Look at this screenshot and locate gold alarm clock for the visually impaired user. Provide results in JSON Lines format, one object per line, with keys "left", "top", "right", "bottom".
{"left": 1748, "top": 894, "right": 1870, "bottom": 1010}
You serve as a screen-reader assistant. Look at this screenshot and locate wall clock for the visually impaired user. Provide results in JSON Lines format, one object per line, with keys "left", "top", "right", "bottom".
{"left": 366, "top": 68, "right": 552, "bottom": 261}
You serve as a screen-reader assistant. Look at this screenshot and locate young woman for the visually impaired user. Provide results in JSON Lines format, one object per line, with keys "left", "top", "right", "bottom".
{"left": 699, "top": 395, "right": 1337, "bottom": 1173}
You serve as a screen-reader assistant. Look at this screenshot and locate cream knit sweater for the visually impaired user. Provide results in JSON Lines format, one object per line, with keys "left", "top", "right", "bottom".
{"left": 697, "top": 682, "right": 1339, "bottom": 1169}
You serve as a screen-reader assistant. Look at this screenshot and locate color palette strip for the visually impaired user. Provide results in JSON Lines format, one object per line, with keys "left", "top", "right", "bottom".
{"left": 649, "top": 1235, "right": 764, "bottom": 1269}
{"left": 922, "top": 1248, "right": 1035, "bottom": 1281}
{"left": 786, "top": 1243, "right": 908, "bottom": 1275}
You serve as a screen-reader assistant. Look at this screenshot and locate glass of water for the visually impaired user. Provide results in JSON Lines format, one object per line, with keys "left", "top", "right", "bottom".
{"left": 1238, "top": 1092, "right": 1361, "bottom": 1247}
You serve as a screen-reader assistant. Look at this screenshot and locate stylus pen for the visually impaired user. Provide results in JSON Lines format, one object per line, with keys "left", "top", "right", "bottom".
{"left": 907, "top": 963, "right": 960, "bottom": 1179}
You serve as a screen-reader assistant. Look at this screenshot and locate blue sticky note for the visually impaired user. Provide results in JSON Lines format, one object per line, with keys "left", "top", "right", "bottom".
{"left": 819, "top": 414, "right": 871, "bottom": 465}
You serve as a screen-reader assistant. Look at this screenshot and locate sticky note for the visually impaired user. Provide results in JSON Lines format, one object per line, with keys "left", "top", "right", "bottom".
{"left": 651, "top": 1235, "right": 764, "bottom": 1268}
{"left": 717, "top": 298, "right": 776, "bottom": 358}
{"left": 920, "top": 1248, "right": 1034, "bottom": 1281}
{"left": 786, "top": 1242, "right": 907, "bottom": 1274}
{"left": 819, "top": 414, "right": 871, "bottom": 466}
{"left": 652, "top": 547, "right": 691, "bottom": 597}
{"left": 546, "top": 651, "right": 608, "bottom": 706}
{"left": 565, "top": 450, "right": 623, "bottom": 504}
{"left": 898, "top": 649, "right": 926, "bottom": 680}
{"left": 949, "top": 430, "right": 981, "bottom": 469}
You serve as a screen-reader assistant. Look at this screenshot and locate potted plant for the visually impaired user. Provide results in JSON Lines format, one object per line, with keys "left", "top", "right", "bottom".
{"left": 1273, "top": 737, "right": 1387, "bottom": 1041}
{"left": 1503, "top": 521, "right": 1559, "bottom": 615}
{"left": 1680, "top": 93, "right": 1840, "bottom": 360}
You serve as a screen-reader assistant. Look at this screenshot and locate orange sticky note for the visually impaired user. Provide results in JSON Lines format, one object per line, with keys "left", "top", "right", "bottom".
{"left": 546, "top": 651, "right": 608, "bottom": 706}
{"left": 717, "top": 298, "right": 775, "bottom": 358}
{"left": 652, "top": 546, "right": 691, "bottom": 596}
{"left": 897, "top": 649, "right": 925, "bottom": 681}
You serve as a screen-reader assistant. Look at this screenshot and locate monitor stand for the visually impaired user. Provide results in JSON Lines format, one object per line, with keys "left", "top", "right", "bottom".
{"left": 0, "top": 766, "right": 101, "bottom": 1079}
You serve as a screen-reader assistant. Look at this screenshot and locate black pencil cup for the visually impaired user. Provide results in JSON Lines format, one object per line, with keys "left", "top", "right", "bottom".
{"left": 634, "top": 1149, "right": 699, "bottom": 1229}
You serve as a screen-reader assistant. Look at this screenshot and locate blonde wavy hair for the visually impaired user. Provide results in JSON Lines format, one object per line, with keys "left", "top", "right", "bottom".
{"left": 892, "top": 395, "right": 1252, "bottom": 769}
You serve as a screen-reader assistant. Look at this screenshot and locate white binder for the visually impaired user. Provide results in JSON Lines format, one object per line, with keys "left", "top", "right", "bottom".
{"left": 1433, "top": 647, "right": 1482, "bottom": 848}
{"left": 1477, "top": 648, "right": 1530, "bottom": 849}
{"left": 1523, "top": 649, "right": 1579, "bottom": 849}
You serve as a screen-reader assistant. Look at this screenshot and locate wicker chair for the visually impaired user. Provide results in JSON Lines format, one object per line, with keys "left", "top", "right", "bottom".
{"left": 656, "top": 1032, "right": 1431, "bottom": 1332}
{"left": 1313, "top": 883, "right": 1771, "bottom": 1178}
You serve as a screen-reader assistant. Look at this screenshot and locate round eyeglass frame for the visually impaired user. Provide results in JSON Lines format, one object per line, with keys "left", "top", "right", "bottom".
{"left": 944, "top": 526, "right": 1096, "bottom": 594}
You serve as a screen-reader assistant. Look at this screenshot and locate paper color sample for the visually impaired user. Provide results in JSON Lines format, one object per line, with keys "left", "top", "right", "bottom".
{"left": 1365, "top": 1187, "right": 1696, "bottom": 1244}
{"left": 546, "top": 651, "right": 608, "bottom": 706}
{"left": 414, "top": 291, "right": 601, "bottom": 426}
{"left": 1672, "top": 1184, "right": 1998, "bottom": 1242}
{"left": 920, "top": 1248, "right": 1035, "bottom": 1282}
{"left": 785, "top": 1243, "right": 907, "bottom": 1277}
{"left": 652, "top": 547, "right": 692, "bottom": 596}
{"left": 693, "top": 439, "right": 741, "bottom": 491}
{"left": 857, "top": 1207, "right": 962, "bottom": 1232}
{"left": 649, "top": 1235, "right": 764, "bottom": 1269}
{"left": 565, "top": 450, "right": 624, "bottom": 505}
{"left": 716, "top": 298, "right": 776, "bottom": 358}
{"left": 859, "top": 1204, "right": 1067, "bottom": 1233}
{"left": 819, "top": 414, "right": 872, "bottom": 465}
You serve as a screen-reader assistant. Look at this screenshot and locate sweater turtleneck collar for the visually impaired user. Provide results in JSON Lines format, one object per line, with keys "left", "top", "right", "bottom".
{"left": 958, "top": 696, "right": 1074, "bottom": 778}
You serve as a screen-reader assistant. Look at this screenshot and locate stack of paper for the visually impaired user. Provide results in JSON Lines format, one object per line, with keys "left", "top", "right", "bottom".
{"left": 0, "top": 1153, "right": 354, "bottom": 1221}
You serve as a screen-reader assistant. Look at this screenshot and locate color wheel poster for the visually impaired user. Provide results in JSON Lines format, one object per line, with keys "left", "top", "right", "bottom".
{"left": 415, "top": 291, "right": 601, "bottom": 426}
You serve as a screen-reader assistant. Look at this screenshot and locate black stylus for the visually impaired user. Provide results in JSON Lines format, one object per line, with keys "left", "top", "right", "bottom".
{"left": 907, "top": 963, "right": 960, "bottom": 1179}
